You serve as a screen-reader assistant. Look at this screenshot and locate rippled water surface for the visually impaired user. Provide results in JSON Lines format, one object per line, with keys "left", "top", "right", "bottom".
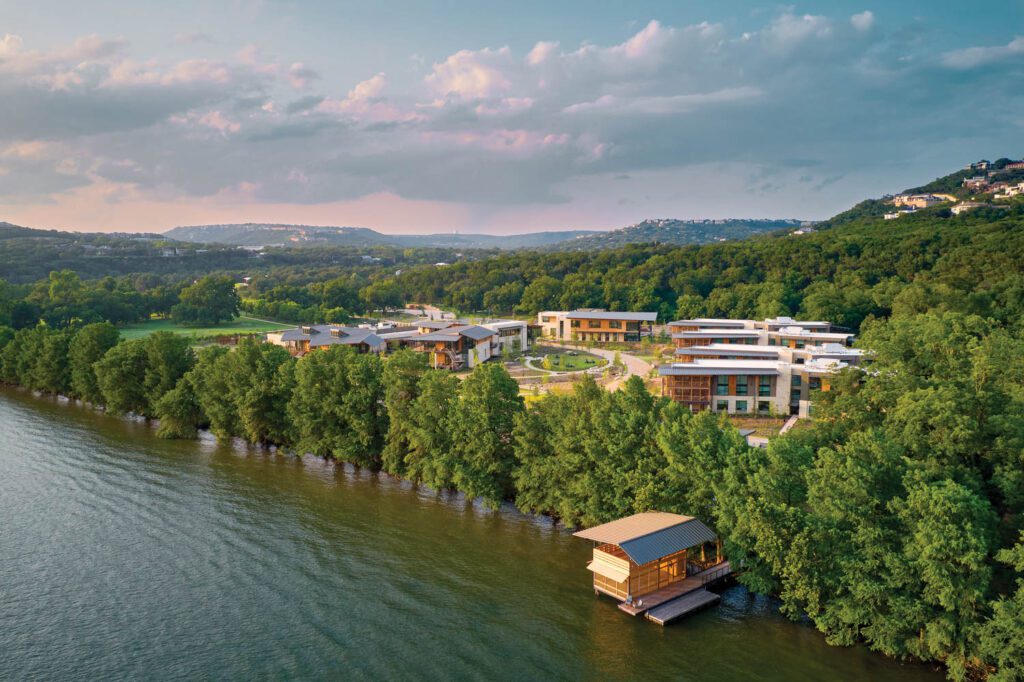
{"left": 0, "top": 388, "right": 941, "bottom": 680}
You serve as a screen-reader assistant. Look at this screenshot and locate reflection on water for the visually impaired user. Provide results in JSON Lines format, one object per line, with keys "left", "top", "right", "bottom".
{"left": 0, "top": 388, "right": 941, "bottom": 680}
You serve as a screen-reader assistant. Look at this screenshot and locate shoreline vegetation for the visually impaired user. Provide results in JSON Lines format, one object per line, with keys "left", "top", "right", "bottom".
{"left": 1, "top": 312, "right": 1022, "bottom": 680}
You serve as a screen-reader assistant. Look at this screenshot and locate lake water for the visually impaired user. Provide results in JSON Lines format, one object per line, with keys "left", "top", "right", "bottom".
{"left": 0, "top": 388, "right": 941, "bottom": 680}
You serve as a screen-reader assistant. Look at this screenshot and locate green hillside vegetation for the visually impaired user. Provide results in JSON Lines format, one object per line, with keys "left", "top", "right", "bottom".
{"left": 547, "top": 218, "right": 800, "bottom": 251}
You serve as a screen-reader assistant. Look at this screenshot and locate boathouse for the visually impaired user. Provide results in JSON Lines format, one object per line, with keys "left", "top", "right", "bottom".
{"left": 574, "top": 511, "right": 730, "bottom": 624}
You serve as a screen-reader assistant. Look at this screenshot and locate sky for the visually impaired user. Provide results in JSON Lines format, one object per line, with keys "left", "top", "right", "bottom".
{"left": 0, "top": 1, "right": 1022, "bottom": 235}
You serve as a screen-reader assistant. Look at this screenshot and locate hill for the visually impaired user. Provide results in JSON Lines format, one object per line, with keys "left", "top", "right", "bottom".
{"left": 163, "top": 223, "right": 599, "bottom": 250}
{"left": 548, "top": 218, "right": 804, "bottom": 250}
{"left": 0, "top": 221, "right": 260, "bottom": 283}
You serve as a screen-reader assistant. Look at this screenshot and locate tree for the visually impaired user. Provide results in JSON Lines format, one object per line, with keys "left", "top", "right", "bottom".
{"left": 95, "top": 339, "right": 150, "bottom": 415}
{"left": 289, "top": 346, "right": 385, "bottom": 465}
{"left": 153, "top": 373, "right": 204, "bottom": 439}
{"left": 95, "top": 332, "right": 192, "bottom": 416}
{"left": 69, "top": 322, "right": 120, "bottom": 404}
{"left": 447, "top": 362, "right": 524, "bottom": 506}
{"left": 381, "top": 350, "right": 429, "bottom": 475}
{"left": 516, "top": 276, "right": 563, "bottom": 315}
{"left": 977, "top": 535, "right": 1024, "bottom": 681}
{"left": 405, "top": 370, "right": 460, "bottom": 489}
{"left": 359, "top": 279, "right": 402, "bottom": 314}
{"left": 172, "top": 275, "right": 240, "bottom": 326}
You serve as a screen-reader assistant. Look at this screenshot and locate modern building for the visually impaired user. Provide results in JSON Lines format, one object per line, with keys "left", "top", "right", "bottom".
{"left": 661, "top": 317, "right": 859, "bottom": 416}
{"left": 537, "top": 309, "right": 658, "bottom": 343}
{"left": 668, "top": 317, "right": 852, "bottom": 350}
{"left": 480, "top": 319, "right": 529, "bottom": 356}
{"left": 266, "top": 325, "right": 387, "bottom": 356}
{"left": 404, "top": 324, "right": 496, "bottom": 370}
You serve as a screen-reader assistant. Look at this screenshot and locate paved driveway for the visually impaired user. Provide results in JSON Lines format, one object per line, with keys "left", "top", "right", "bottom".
{"left": 556, "top": 343, "right": 653, "bottom": 391}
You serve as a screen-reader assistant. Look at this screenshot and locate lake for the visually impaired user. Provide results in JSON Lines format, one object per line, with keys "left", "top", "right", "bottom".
{"left": 0, "top": 388, "right": 940, "bottom": 680}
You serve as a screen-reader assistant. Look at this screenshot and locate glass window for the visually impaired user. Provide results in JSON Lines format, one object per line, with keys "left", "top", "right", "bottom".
{"left": 792, "top": 375, "right": 802, "bottom": 387}
{"left": 716, "top": 400, "right": 728, "bottom": 412}
{"left": 735, "top": 376, "right": 748, "bottom": 396}
{"left": 588, "top": 319, "right": 602, "bottom": 329}
{"left": 759, "top": 376, "right": 771, "bottom": 397}
{"left": 736, "top": 400, "right": 748, "bottom": 413}
{"left": 758, "top": 401, "right": 771, "bottom": 414}
{"left": 608, "top": 320, "right": 622, "bottom": 329}
{"left": 716, "top": 376, "right": 729, "bottom": 396}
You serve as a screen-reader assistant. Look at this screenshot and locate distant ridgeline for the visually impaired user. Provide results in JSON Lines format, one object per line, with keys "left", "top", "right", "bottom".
{"left": 162, "top": 219, "right": 800, "bottom": 251}
{"left": 547, "top": 218, "right": 805, "bottom": 250}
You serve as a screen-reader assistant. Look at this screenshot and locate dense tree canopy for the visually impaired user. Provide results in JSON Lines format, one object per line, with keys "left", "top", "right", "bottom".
{"left": 172, "top": 275, "right": 240, "bottom": 326}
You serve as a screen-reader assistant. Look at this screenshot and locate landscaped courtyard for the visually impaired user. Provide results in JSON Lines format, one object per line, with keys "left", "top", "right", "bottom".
{"left": 528, "top": 345, "right": 609, "bottom": 372}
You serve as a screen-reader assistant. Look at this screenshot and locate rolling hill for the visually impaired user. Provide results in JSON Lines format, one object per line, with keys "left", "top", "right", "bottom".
{"left": 162, "top": 223, "right": 600, "bottom": 250}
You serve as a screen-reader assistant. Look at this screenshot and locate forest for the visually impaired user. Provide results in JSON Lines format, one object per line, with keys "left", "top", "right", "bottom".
{"left": 0, "top": 176, "right": 1022, "bottom": 679}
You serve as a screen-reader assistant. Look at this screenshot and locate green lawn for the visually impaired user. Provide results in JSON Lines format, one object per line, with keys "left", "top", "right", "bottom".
{"left": 533, "top": 345, "right": 607, "bottom": 372}
{"left": 118, "top": 316, "right": 294, "bottom": 341}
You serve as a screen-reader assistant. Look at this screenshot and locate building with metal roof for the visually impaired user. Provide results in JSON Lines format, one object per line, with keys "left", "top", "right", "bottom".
{"left": 266, "top": 325, "right": 386, "bottom": 355}
{"left": 573, "top": 512, "right": 725, "bottom": 608}
{"left": 536, "top": 309, "right": 658, "bottom": 343}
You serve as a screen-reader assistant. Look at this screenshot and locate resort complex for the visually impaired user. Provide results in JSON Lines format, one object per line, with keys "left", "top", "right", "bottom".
{"left": 537, "top": 309, "right": 658, "bottom": 343}
{"left": 267, "top": 318, "right": 529, "bottom": 370}
{"left": 659, "top": 317, "right": 861, "bottom": 416}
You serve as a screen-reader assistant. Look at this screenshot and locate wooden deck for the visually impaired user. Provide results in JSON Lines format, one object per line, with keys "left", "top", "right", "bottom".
{"left": 645, "top": 590, "right": 721, "bottom": 625}
{"left": 617, "top": 561, "right": 732, "bottom": 617}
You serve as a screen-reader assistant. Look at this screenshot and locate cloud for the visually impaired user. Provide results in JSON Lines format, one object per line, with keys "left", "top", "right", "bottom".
{"left": 426, "top": 47, "right": 512, "bottom": 99}
{"left": 288, "top": 62, "right": 319, "bottom": 89}
{"left": 2, "top": 11, "right": 1021, "bottom": 224}
{"left": 942, "top": 36, "right": 1024, "bottom": 69}
{"left": 562, "top": 87, "right": 761, "bottom": 115}
{"left": 173, "top": 32, "right": 216, "bottom": 45}
{"left": 850, "top": 11, "right": 875, "bottom": 32}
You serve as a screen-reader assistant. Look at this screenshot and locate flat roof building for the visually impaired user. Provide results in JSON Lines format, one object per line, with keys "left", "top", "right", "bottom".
{"left": 537, "top": 309, "right": 658, "bottom": 344}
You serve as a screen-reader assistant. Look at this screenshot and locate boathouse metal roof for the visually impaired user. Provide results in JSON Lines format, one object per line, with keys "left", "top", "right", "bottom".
{"left": 573, "top": 512, "right": 718, "bottom": 566}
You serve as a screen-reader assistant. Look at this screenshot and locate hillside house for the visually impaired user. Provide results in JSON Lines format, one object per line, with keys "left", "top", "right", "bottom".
{"left": 891, "top": 194, "right": 944, "bottom": 209}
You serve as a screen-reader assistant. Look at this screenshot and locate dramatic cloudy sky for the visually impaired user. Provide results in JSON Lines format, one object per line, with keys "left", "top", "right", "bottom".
{"left": 1, "top": 1, "right": 1021, "bottom": 233}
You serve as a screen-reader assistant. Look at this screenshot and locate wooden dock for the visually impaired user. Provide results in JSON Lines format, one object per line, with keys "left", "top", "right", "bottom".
{"left": 617, "top": 561, "right": 732, "bottom": 621}
{"left": 645, "top": 589, "right": 721, "bottom": 625}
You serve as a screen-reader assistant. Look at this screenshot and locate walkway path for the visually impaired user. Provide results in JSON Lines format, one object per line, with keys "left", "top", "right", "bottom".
{"left": 554, "top": 343, "right": 654, "bottom": 391}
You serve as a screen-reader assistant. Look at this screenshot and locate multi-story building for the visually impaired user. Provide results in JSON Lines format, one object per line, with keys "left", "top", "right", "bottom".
{"left": 660, "top": 317, "right": 860, "bottom": 416}
{"left": 404, "top": 324, "right": 496, "bottom": 369}
{"left": 537, "top": 309, "right": 658, "bottom": 343}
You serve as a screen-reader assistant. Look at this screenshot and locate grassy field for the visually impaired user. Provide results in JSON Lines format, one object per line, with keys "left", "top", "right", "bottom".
{"left": 118, "top": 316, "right": 293, "bottom": 341}
{"left": 727, "top": 416, "right": 789, "bottom": 438}
{"left": 532, "top": 345, "right": 607, "bottom": 371}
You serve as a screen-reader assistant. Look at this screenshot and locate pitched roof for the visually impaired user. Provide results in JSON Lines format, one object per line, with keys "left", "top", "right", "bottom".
{"left": 573, "top": 512, "right": 718, "bottom": 566}
{"left": 414, "top": 324, "right": 495, "bottom": 342}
